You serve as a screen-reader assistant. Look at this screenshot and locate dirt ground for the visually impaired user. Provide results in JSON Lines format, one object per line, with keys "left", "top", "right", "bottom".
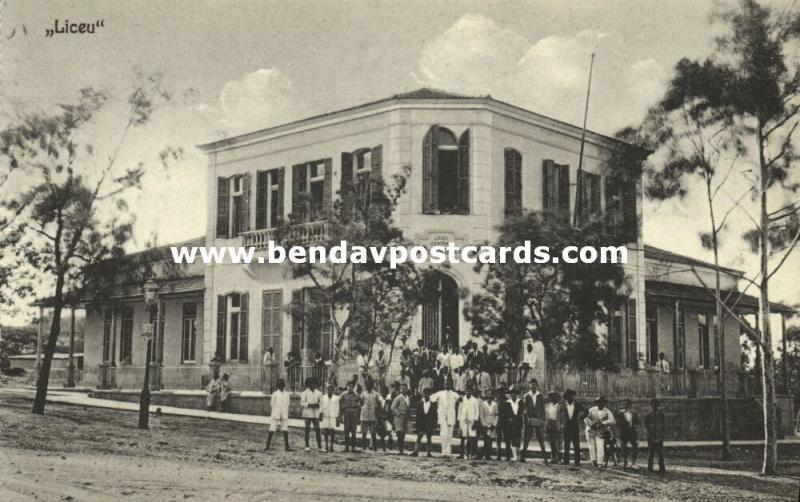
{"left": 0, "top": 396, "right": 798, "bottom": 501}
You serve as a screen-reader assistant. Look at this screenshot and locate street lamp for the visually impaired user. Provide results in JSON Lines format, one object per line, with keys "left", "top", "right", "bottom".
{"left": 138, "top": 279, "right": 159, "bottom": 430}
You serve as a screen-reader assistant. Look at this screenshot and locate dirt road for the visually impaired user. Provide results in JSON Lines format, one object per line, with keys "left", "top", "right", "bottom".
{"left": 0, "top": 395, "right": 796, "bottom": 501}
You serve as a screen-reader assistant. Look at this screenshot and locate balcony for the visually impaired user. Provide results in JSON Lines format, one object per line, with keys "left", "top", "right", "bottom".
{"left": 241, "top": 221, "right": 331, "bottom": 250}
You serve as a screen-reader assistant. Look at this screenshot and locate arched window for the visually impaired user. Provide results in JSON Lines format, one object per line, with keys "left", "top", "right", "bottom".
{"left": 422, "top": 126, "right": 470, "bottom": 214}
{"left": 504, "top": 148, "right": 522, "bottom": 218}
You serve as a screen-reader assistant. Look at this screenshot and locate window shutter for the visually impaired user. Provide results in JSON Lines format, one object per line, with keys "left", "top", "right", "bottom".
{"left": 542, "top": 160, "right": 553, "bottom": 214}
{"left": 216, "top": 177, "right": 229, "bottom": 238}
{"left": 256, "top": 171, "right": 268, "bottom": 230}
{"left": 623, "top": 179, "right": 637, "bottom": 242}
{"left": 557, "top": 163, "right": 570, "bottom": 223}
{"left": 371, "top": 144, "right": 382, "bottom": 193}
{"left": 291, "top": 289, "right": 303, "bottom": 355}
{"left": 422, "top": 126, "right": 439, "bottom": 213}
{"left": 292, "top": 164, "right": 305, "bottom": 223}
{"left": 457, "top": 130, "right": 470, "bottom": 214}
{"left": 240, "top": 292, "right": 249, "bottom": 362}
{"left": 320, "top": 299, "right": 332, "bottom": 360}
{"left": 590, "top": 173, "right": 601, "bottom": 217}
{"left": 276, "top": 167, "right": 285, "bottom": 227}
{"left": 240, "top": 173, "right": 251, "bottom": 234}
{"left": 323, "top": 158, "right": 333, "bottom": 218}
{"left": 627, "top": 298, "right": 638, "bottom": 368}
{"left": 340, "top": 152, "right": 354, "bottom": 222}
{"left": 216, "top": 295, "right": 227, "bottom": 361}
{"left": 504, "top": 148, "right": 522, "bottom": 218}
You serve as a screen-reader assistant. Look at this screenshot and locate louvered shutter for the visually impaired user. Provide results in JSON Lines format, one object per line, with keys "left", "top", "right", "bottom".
{"left": 240, "top": 293, "right": 249, "bottom": 362}
{"left": 291, "top": 289, "right": 303, "bottom": 355}
{"left": 292, "top": 164, "right": 305, "bottom": 223}
{"left": 422, "top": 126, "right": 439, "bottom": 213}
{"left": 256, "top": 171, "right": 268, "bottom": 230}
{"left": 542, "top": 160, "right": 554, "bottom": 215}
{"left": 240, "top": 173, "right": 251, "bottom": 234}
{"left": 505, "top": 149, "right": 522, "bottom": 218}
{"left": 323, "top": 159, "right": 333, "bottom": 218}
{"left": 590, "top": 173, "right": 601, "bottom": 217}
{"left": 216, "top": 295, "right": 227, "bottom": 361}
{"left": 275, "top": 167, "right": 284, "bottom": 227}
{"left": 216, "top": 177, "right": 229, "bottom": 238}
{"left": 557, "top": 163, "right": 570, "bottom": 224}
{"left": 623, "top": 179, "right": 637, "bottom": 242}
{"left": 371, "top": 144, "right": 383, "bottom": 194}
{"left": 457, "top": 130, "right": 470, "bottom": 214}
{"left": 340, "top": 152, "right": 354, "bottom": 222}
{"left": 627, "top": 298, "right": 638, "bottom": 368}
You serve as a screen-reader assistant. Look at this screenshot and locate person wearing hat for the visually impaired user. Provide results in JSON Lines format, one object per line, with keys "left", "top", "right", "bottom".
{"left": 477, "top": 389, "right": 499, "bottom": 460}
{"left": 522, "top": 379, "right": 547, "bottom": 463}
{"left": 411, "top": 388, "right": 438, "bottom": 457}
{"left": 584, "top": 396, "right": 616, "bottom": 467}
{"left": 500, "top": 385, "right": 524, "bottom": 461}
{"left": 557, "top": 389, "right": 585, "bottom": 466}
{"left": 544, "top": 391, "right": 563, "bottom": 464}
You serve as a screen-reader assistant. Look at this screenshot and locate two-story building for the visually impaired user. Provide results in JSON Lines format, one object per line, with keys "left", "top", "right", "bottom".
{"left": 60, "top": 89, "right": 793, "bottom": 407}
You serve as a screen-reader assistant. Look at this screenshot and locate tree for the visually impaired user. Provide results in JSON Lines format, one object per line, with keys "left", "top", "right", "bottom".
{"left": 279, "top": 165, "right": 426, "bottom": 380}
{"left": 465, "top": 212, "right": 627, "bottom": 371}
{"left": 638, "top": 0, "right": 800, "bottom": 474}
{"left": 0, "top": 70, "right": 176, "bottom": 415}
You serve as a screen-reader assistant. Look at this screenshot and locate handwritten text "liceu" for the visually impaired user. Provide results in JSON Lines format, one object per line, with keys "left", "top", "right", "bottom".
{"left": 45, "top": 20, "right": 105, "bottom": 37}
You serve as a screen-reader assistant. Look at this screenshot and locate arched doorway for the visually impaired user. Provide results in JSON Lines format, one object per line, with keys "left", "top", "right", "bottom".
{"left": 422, "top": 272, "right": 460, "bottom": 350}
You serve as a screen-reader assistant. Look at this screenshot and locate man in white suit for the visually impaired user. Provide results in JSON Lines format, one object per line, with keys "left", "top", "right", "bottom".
{"left": 266, "top": 378, "right": 293, "bottom": 451}
{"left": 431, "top": 380, "right": 459, "bottom": 456}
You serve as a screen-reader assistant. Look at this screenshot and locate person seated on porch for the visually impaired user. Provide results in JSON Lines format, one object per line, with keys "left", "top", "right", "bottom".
{"left": 520, "top": 343, "right": 536, "bottom": 383}
{"left": 449, "top": 346, "right": 465, "bottom": 372}
{"left": 206, "top": 373, "right": 222, "bottom": 411}
{"left": 356, "top": 349, "right": 368, "bottom": 376}
{"left": 376, "top": 349, "right": 388, "bottom": 384}
{"left": 656, "top": 353, "right": 670, "bottom": 373}
{"left": 418, "top": 369, "right": 435, "bottom": 396}
{"left": 219, "top": 373, "right": 232, "bottom": 413}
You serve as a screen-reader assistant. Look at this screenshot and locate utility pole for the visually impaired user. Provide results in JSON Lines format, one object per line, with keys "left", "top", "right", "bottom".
{"left": 573, "top": 52, "right": 596, "bottom": 227}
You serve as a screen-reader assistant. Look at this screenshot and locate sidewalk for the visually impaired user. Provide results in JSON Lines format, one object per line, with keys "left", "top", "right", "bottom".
{"left": 2, "top": 387, "right": 798, "bottom": 450}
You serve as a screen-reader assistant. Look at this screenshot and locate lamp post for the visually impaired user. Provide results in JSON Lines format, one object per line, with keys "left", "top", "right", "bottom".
{"left": 138, "top": 279, "right": 159, "bottom": 430}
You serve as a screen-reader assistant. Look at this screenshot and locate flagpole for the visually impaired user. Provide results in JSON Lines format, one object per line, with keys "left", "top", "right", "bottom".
{"left": 573, "top": 52, "right": 595, "bottom": 227}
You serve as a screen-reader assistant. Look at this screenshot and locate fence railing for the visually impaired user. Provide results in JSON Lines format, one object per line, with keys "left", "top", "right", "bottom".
{"left": 80, "top": 362, "right": 762, "bottom": 399}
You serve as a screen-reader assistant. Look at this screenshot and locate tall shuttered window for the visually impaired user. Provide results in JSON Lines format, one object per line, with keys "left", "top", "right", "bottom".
{"left": 255, "top": 168, "right": 284, "bottom": 230}
{"left": 578, "top": 171, "right": 601, "bottom": 225}
{"left": 542, "top": 159, "right": 570, "bottom": 223}
{"left": 292, "top": 159, "right": 332, "bottom": 223}
{"left": 291, "top": 288, "right": 332, "bottom": 360}
{"left": 261, "top": 290, "right": 283, "bottom": 361}
{"left": 102, "top": 308, "right": 113, "bottom": 363}
{"left": 216, "top": 293, "right": 249, "bottom": 362}
{"left": 422, "top": 126, "right": 470, "bottom": 215}
{"left": 341, "top": 146, "right": 382, "bottom": 221}
{"left": 504, "top": 148, "right": 522, "bottom": 218}
{"left": 216, "top": 174, "right": 251, "bottom": 238}
{"left": 119, "top": 306, "right": 134, "bottom": 364}
{"left": 181, "top": 303, "right": 197, "bottom": 363}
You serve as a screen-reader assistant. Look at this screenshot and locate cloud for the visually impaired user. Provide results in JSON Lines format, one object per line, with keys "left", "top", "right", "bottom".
{"left": 414, "top": 15, "right": 666, "bottom": 134}
{"left": 218, "top": 68, "right": 300, "bottom": 132}
{"left": 416, "top": 14, "right": 529, "bottom": 94}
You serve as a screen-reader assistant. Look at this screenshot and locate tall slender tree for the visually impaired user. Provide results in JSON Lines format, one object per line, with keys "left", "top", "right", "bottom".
{"left": 0, "top": 70, "right": 176, "bottom": 414}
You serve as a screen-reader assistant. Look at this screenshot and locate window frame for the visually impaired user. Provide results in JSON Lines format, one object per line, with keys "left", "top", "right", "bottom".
{"left": 181, "top": 302, "right": 198, "bottom": 363}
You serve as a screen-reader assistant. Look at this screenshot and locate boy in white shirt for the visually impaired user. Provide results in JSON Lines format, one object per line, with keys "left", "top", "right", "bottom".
{"left": 300, "top": 378, "right": 323, "bottom": 452}
{"left": 266, "top": 379, "right": 292, "bottom": 451}
{"left": 320, "top": 383, "right": 340, "bottom": 452}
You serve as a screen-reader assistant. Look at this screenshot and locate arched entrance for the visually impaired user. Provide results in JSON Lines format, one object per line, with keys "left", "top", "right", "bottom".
{"left": 422, "top": 272, "right": 460, "bottom": 350}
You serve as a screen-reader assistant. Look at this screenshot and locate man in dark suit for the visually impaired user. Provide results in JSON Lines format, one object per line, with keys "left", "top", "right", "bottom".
{"left": 411, "top": 388, "right": 438, "bottom": 457}
{"left": 557, "top": 388, "right": 585, "bottom": 466}
{"left": 522, "top": 379, "right": 547, "bottom": 462}
{"left": 645, "top": 398, "right": 666, "bottom": 473}
{"left": 616, "top": 398, "right": 640, "bottom": 468}
{"left": 500, "top": 385, "right": 524, "bottom": 461}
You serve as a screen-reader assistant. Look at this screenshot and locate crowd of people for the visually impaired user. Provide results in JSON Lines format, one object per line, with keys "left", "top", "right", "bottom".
{"left": 265, "top": 373, "right": 668, "bottom": 473}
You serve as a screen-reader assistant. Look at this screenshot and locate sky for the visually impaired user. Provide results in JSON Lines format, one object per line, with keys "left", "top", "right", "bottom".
{"left": 1, "top": 0, "right": 798, "bottom": 320}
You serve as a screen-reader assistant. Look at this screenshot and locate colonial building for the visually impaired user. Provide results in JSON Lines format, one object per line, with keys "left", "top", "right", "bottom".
{"left": 63, "top": 89, "right": 794, "bottom": 397}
